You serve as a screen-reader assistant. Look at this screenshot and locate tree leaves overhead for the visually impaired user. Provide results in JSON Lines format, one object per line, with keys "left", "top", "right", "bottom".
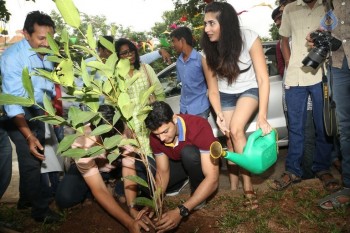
{"left": 54, "top": 0, "right": 81, "bottom": 28}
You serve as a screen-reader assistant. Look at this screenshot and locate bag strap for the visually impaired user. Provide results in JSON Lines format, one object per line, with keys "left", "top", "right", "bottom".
{"left": 322, "top": 62, "right": 337, "bottom": 136}
{"left": 142, "top": 64, "right": 152, "bottom": 88}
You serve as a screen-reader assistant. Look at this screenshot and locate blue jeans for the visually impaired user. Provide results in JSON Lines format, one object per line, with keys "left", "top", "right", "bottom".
{"left": 6, "top": 108, "right": 52, "bottom": 219}
{"left": 285, "top": 83, "right": 333, "bottom": 177}
{"left": 329, "top": 57, "right": 350, "bottom": 188}
{"left": 0, "top": 121, "right": 12, "bottom": 198}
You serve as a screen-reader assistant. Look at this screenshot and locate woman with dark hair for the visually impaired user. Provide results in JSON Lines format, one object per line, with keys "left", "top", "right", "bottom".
{"left": 115, "top": 38, "right": 165, "bottom": 158}
{"left": 115, "top": 38, "right": 165, "bottom": 156}
{"left": 200, "top": 2, "right": 272, "bottom": 210}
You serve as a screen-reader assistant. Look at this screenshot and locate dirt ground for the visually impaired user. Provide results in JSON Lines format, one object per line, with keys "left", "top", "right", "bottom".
{"left": 1, "top": 148, "right": 349, "bottom": 233}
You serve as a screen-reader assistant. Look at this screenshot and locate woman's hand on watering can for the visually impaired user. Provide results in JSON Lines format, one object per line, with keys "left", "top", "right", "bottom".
{"left": 216, "top": 112, "right": 229, "bottom": 134}
{"left": 256, "top": 116, "right": 272, "bottom": 135}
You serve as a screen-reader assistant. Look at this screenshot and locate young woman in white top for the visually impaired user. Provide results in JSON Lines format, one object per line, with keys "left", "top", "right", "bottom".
{"left": 200, "top": 2, "right": 272, "bottom": 209}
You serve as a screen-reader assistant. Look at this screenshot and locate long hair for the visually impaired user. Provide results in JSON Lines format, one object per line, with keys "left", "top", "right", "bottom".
{"left": 115, "top": 38, "right": 141, "bottom": 70}
{"left": 200, "top": 2, "right": 242, "bottom": 85}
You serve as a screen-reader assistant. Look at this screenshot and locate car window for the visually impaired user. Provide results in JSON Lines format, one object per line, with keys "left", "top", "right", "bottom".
{"left": 157, "top": 65, "right": 181, "bottom": 98}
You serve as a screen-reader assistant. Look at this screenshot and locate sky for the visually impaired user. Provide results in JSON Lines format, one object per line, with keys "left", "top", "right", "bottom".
{"left": 5, "top": 0, "right": 277, "bottom": 38}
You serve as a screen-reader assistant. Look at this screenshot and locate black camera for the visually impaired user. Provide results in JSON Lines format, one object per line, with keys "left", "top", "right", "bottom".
{"left": 302, "top": 30, "right": 342, "bottom": 69}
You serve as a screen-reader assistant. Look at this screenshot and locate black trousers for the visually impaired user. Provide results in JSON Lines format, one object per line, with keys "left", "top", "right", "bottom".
{"left": 167, "top": 145, "right": 205, "bottom": 194}
{"left": 6, "top": 108, "right": 51, "bottom": 218}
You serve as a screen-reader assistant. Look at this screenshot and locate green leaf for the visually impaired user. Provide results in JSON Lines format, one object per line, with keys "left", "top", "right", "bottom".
{"left": 123, "top": 175, "right": 149, "bottom": 188}
{"left": 31, "top": 115, "right": 65, "bottom": 125}
{"left": 55, "top": 59, "right": 75, "bottom": 87}
{"left": 140, "top": 86, "right": 155, "bottom": 105}
{"left": 0, "top": 94, "right": 34, "bottom": 107}
{"left": 86, "top": 146, "right": 105, "bottom": 157}
{"left": 72, "top": 45, "right": 96, "bottom": 57}
{"left": 34, "top": 68, "right": 60, "bottom": 83}
{"left": 81, "top": 59, "right": 91, "bottom": 87}
{"left": 86, "top": 24, "right": 96, "bottom": 51}
{"left": 85, "top": 101, "right": 99, "bottom": 113}
{"left": 133, "top": 197, "right": 155, "bottom": 209}
{"left": 55, "top": 0, "right": 81, "bottom": 28}
{"left": 46, "top": 56, "right": 64, "bottom": 64}
{"left": 103, "top": 135, "right": 122, "bottom": 150}
{"left": 102, "top": 80, "right": 112, "bottom": 94}
{"left": 61, "top": 28, "right": 71, "bottom": 60}
{"left": 119, "top": 138, "right": 138, "bottom": 147}
{"left": 112, "top": 110, "right": 122, "bottom": 126}
{"left": 86, "top": 61, "right": 113, "bottom": 77}
{"left": 125, "top": 72, "right": 140, "bottom": 89}
{"left": 21, "top": 68, "right": 34, "bottom": 100}
{"left": 62, "top": 148, "right": 87, "bottom": 158}
{"left": 68, "top": 107, "right": 98, "bottom": 127}
{"left": 120, "top": 102, "right": 134, "bottom": 120}
{"left": 107, "top": 152, "right": 120, "bottom": 164}
{"left": 43, "top": 93, "right": 55, "bottom": 115}
{"left": 47, "top": 33, "right": 60, "bottom": 56}
{"left": 99, "top": 35, "right": 114, "bottom": 53}
{"left": 57, "top": 133, "right": 80, "bottom": 153}
{"left": 105, "top": 53, "right": 118, "bottom": 69}
{"left": 90, "top": 124, "right": 113, "bottom": 136}
{"left": 116, "top": 58, "right": 130, "bottom": 77}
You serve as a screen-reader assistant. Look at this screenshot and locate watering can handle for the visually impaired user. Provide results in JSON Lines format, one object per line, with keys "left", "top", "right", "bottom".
{"left": 245, "top": 128, "right": 264, "bottom": 149}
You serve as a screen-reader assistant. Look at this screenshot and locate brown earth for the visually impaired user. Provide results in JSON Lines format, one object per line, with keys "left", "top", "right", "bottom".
{"left": 1, "top": 148, "right": 350, "bottom": 233}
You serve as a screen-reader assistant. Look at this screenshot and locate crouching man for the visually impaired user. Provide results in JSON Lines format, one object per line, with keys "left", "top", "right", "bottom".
{"left": 145, "top": 101, "right": 219, "bottom": 232}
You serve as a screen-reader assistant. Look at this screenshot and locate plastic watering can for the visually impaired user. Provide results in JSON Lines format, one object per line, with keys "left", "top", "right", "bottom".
{"left": 210, "top": 129, "right": 278, "bottom": 174}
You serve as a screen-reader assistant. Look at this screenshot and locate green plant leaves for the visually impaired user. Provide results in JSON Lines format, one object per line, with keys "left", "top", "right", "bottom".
{"left": 43, "top": 93, "right": 55, "bottom": 116}
{"left": 103, "top": 135, "right": 122, "bottom": 150}
{"left": 55, "top": 0, "right": 81, "bottom": 28}
{"left": 57, "top": 133, "right": 80, "bottom": 153}
{"left": 54, "top": 59, "right": 75, "bottom": 87}
{"left": 0, "top": 94, "right": 34, "bottom": 107}
{"left": 123, "top": 175, "right": 149, "bottom": 188}
{"left": 90, "top": 124, "right": 113, "bottom": 136}
{"left": 68, "top": 107, "right": 98, "bottom": 127}
{"left": 62, "top": 148, "right": 86, "bottom": 158}
{"left": 22, "top": 68, "right": 34, "bottom": 100}
{"left": 133, "top": 197, "right": 155, "bottom": 209}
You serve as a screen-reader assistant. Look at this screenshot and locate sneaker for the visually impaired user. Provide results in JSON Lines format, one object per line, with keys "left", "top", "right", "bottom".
{"left": 166, "top": 179, "right": 189, "bottom": 197}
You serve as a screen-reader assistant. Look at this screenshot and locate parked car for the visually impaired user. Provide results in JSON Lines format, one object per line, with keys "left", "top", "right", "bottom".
{"left": 157, "top": 41, "right": 288, "bottom": 147}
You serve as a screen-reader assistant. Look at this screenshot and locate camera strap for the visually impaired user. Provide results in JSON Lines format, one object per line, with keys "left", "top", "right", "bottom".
{"left": 321, "top": 61, "right": 338, "bottom": 137}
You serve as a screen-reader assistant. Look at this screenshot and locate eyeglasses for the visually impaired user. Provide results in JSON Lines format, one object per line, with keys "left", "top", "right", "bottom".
{"left": 119, "top": 49, "right": 135, "bottom": 57}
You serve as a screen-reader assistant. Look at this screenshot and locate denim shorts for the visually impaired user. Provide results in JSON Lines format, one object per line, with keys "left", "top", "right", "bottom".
{"left": 220, "top": 88, "right": 259, "bottom": 111}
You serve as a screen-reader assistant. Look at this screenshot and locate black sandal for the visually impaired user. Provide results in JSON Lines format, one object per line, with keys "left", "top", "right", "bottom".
{"left": 268, "top": 171, "right": 301, "bottom": 191}
{"left": 315, "top": 170, "right": 341, "bottom": 193}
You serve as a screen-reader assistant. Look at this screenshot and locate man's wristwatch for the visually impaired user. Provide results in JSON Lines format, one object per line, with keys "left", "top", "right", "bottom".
{"left": 178, "top": 204, "right": 190, "bottom": 217}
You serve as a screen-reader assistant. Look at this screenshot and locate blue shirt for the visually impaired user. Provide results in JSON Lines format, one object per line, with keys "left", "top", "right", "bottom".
{"left": 1, "top": 39, "right": 55, "bottom": 118}
{"left": 176, "top": 49, "right": 210, "bottom": 115}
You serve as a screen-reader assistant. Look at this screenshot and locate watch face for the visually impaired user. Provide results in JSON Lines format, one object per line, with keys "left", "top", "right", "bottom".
{"left": 178, "top": 205, "right": 189, "bottom": 217}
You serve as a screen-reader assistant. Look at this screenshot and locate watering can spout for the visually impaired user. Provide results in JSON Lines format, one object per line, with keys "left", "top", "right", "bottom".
{"left": 210, "top": 129, "right": 278, "bottom": 174}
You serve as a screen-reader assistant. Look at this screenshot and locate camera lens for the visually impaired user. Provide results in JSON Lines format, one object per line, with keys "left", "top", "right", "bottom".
{"left": 302, "top": 47, "right": 328, "bottom": 69}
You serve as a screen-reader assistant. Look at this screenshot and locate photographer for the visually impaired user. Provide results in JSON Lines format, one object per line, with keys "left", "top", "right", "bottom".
{"left": 316, "top": 0, "right": 350, "bottom": 210}
{"left": 269, "top": 0, "right": 339, "bottom": 192}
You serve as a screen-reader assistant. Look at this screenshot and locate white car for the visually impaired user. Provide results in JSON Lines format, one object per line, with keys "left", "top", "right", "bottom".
{"left": 157, "top": 41, "right": 288, "bottom": 147}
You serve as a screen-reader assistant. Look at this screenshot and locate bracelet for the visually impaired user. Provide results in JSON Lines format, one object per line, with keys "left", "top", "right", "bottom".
{"left": 26, "top": 133, "right": 33, "bottom": 140}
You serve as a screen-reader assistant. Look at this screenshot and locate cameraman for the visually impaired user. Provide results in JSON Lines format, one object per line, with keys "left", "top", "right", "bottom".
{"left": 316, "top": 0, "right": 350, "bottom": 210}
{"left": 269, "top": 0, "right": 339, "bottom": 192}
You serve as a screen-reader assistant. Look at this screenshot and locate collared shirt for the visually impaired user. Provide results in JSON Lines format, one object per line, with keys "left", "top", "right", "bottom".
{"left": 150, "top": 114, "right": 217, "bottom": 160}
{"left": 279, "top": 0, "right": 324, "bottom": 86}
{"left": 329, "top": 0, "right": 350, "bottom": 68}
{"left": 176, "top": 49, "right": 210, "bottom": 115}
{"left": 1, "top": 39, "right": 55, "bottom": 118}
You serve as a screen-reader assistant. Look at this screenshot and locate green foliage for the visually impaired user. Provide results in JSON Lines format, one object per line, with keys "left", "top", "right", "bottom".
{"left": 270, "top": 23, "right": 280, "bottom": 41}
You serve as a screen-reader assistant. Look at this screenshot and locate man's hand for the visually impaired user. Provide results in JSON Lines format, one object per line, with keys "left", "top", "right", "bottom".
{"left": 129, "top": 207, "right": 155, "bottom": 231}
{"left": 27, "top": 134, "right": 45, "bottom": 160}
{"left": 159, "top": 49, "right": 172, "bottom": 65}
{"left": 155, "top": 209, "right": 182, "bottom": 233}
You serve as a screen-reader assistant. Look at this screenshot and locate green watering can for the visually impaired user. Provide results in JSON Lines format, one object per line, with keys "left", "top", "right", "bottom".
{"left": 210, "top": 129, "right": 278, "bottom": 174}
